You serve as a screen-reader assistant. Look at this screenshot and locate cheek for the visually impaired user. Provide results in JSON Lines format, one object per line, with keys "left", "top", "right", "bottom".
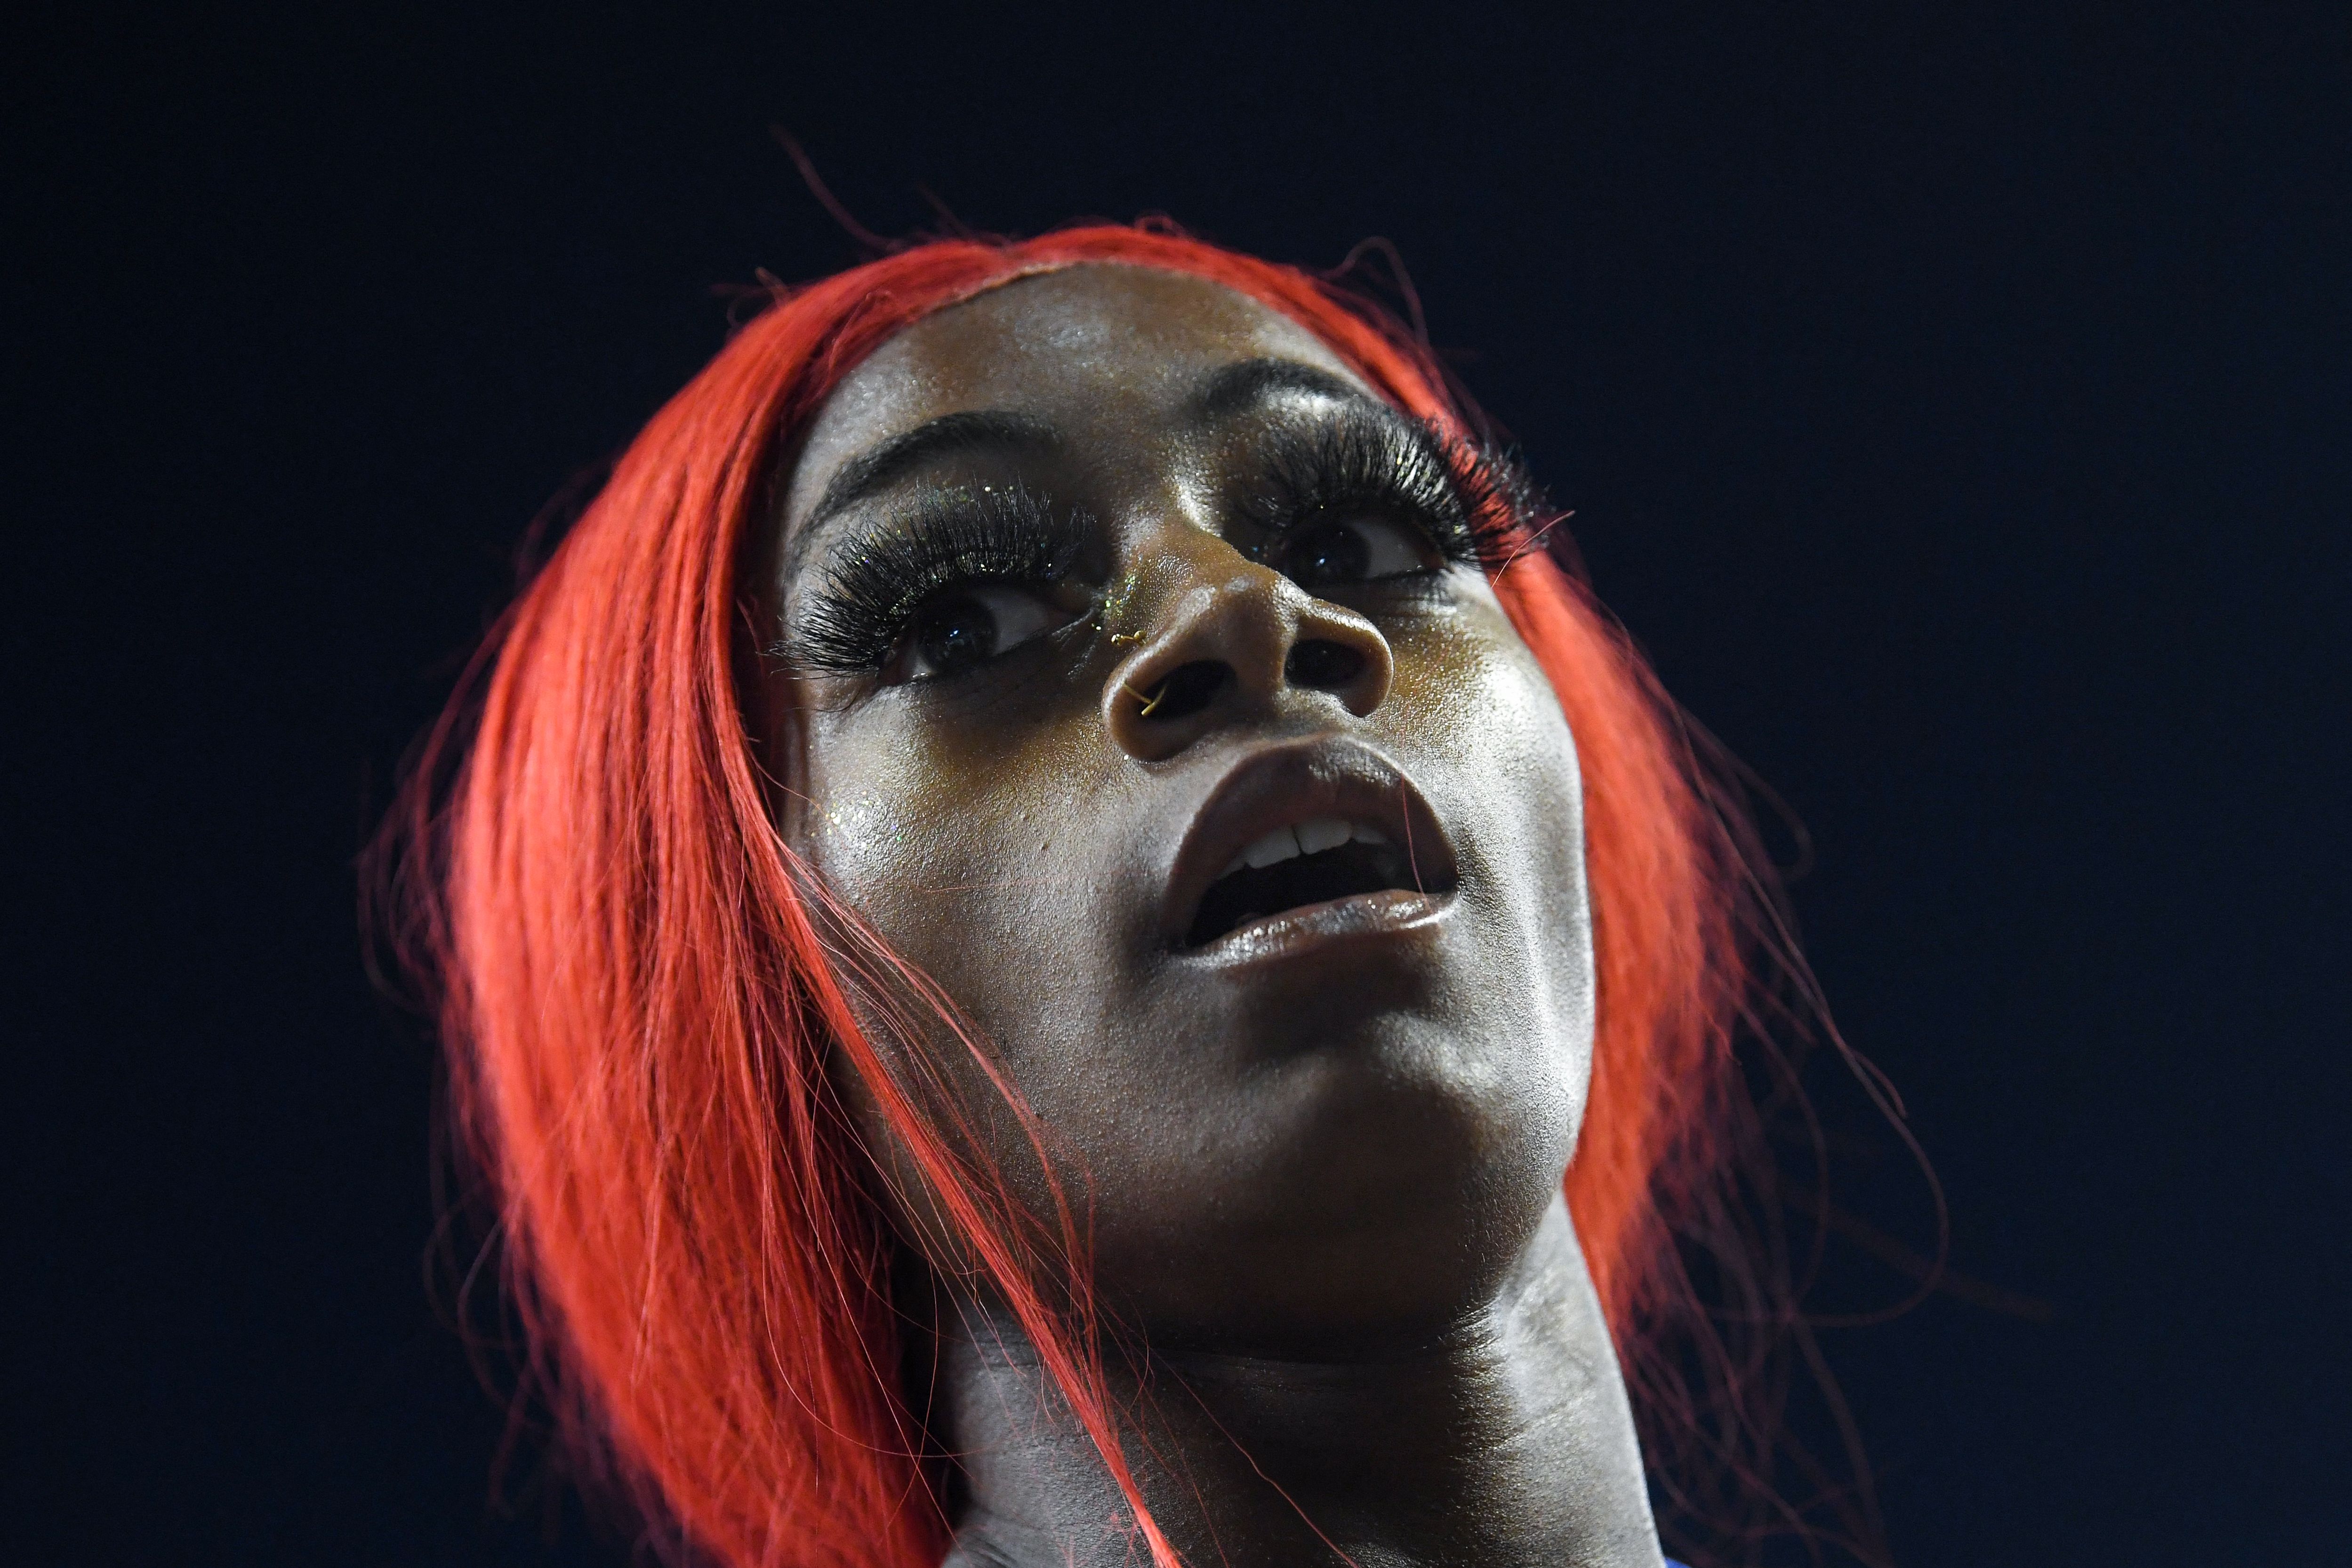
{"left": 784, "top": 688, "right": 1131, "bottom": 1259}
{"left": 1386, "top": 606, "right": 1597, "bottom": 1104}
{"left": 787, "top": 685, "right": 1134, "bottom": 1052}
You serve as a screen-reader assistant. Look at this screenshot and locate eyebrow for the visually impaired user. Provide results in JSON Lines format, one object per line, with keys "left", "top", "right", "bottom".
{"left": 802, "top": 408, "right": 1057, "bottom": 530}
{"left": 786, "top": 408, "right": 1058, "bottom": 579}
{"left": 782, "top": 362, "right": 1382, "bottom": 584}
{"left": 1190, "top": 358, "right": 1374, "bottom": 422}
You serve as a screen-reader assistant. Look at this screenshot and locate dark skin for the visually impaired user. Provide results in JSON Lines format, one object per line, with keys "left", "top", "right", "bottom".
{"left": 754, "top": 266, "right": 1662, "bottom": 1568}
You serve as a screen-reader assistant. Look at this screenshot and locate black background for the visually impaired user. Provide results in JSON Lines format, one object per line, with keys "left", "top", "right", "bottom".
{"left": 15, "top": 4, "right": 2349, "bottom": 1565}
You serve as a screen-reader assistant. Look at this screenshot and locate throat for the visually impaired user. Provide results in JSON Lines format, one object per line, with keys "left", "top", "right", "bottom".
{"left": 935, "top": 1198, "right": 1664, "bottom": 1568}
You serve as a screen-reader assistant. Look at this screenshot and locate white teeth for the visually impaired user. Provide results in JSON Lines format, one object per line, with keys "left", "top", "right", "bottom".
{"left": 1242, "top": 825, "right": 1302, "bottom": 869}
{"left": 1295, "top": 816, "right": 1351, "bottom": 855}
{"left": 1217, "top": 817, "right": 1392, "bottom": 879}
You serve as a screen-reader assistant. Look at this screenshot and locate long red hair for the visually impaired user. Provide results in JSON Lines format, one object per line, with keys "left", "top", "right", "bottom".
{"left": 383, "top": 224, "right": 1812, "bottom": 1568}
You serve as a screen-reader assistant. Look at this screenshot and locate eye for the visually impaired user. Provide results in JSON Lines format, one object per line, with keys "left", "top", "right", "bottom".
{"left": 1282, "top": 515, "right": 1443, "bottom": 589}
{"left": 889, "top": 583, "right": 1070, "bottom": 683}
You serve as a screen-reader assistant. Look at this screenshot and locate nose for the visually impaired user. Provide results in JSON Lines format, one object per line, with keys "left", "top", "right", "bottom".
{"left": 1101, "top": 540, "right": 1394, "bottom": 764}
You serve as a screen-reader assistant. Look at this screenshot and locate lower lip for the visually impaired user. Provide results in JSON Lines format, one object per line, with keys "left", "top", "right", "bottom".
{"left": 1179, "top": 888, "right": 1452, "bottom": 968}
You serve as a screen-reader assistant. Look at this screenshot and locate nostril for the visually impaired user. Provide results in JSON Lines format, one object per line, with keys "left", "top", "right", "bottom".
{"left": 1284, "top": 639, "right": 1365, "bottom": 691}
{"left": 1135, "top": 660, "right": 1227, "bottom": 722}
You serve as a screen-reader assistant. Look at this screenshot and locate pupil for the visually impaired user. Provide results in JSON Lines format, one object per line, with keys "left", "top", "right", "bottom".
{"left": 1298, "top": 524, "right": 1368, "bottom": 585}
{"left": 917, "top": 597, "right": 998, "bottom": 674}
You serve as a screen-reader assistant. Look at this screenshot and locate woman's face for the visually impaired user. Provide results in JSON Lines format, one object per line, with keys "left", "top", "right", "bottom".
{"left": 757, "top": 265, "right": 1595, "bottom": 1352}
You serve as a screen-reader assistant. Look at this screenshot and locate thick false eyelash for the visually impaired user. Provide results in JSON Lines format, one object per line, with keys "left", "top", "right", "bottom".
{"left": 777, "top": 483, "right": 1087, "bottom": 674}
{"left": 1438, "top": 430, "right": 1550, "bottom": 575}
{"left": 1239, "top": 410, "right": 1544, "bottom": 576}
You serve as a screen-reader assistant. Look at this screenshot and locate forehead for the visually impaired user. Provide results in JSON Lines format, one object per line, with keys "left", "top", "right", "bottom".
{"left": 780, "top": 264, "right": 1373, "bottom": 525}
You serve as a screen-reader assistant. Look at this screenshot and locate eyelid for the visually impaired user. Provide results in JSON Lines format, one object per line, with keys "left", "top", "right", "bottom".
{"left": 777, "top": 482, "right": 1090, "bottom": 675}
{"left": 1238, "top": 411, "right": 1469, "bottom": 558}
{"left": 1237, "top": 408, "right": 1545, "bottom": 580}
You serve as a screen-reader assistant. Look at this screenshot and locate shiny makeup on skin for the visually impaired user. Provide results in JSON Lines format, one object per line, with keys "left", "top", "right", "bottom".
{"left": 770, "top": 395, "right": 1527, "bottom": 963}
{"left": 748, "top": 263, "right": 1660, "bottom": 1568}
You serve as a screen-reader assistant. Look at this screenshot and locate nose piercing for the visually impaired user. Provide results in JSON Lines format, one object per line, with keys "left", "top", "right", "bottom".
{"left": 1099, "top": 571, "right": 1149, "bottom": 646}
{"left": 1103, "top": 571, "right": 1163, "bottom": 710}
{"left": 1124, "top": 677, "right": 1170, "bottom": 717}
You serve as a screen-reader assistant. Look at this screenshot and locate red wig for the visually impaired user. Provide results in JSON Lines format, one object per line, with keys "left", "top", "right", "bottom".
{"left": 388, "top": 224, "right": 1804, "bottom": 1568}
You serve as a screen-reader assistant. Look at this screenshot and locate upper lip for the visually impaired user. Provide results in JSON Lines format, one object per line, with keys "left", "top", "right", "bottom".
{"left": 1160, "top": 736, "right": 1459, "bottom": 949}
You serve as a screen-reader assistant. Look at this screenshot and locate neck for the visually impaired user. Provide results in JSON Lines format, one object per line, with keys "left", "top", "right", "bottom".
{"left": 937, "top": 1196, "right": 1664, "bottom": 1568}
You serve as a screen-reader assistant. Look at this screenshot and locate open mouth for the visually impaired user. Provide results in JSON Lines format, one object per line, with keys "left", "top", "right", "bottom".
{"left": 1184, "top": 816, "right": 1438, "bottom": 949}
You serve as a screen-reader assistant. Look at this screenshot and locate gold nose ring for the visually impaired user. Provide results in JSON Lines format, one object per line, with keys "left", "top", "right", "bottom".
{"left": 1124, "top": 678, "right": 1170, "bottom": 718}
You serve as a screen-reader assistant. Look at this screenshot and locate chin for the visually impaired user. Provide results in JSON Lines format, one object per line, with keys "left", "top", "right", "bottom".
{"left": 1095, "top": 1011, "right": 1584, "bottom": 1355}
